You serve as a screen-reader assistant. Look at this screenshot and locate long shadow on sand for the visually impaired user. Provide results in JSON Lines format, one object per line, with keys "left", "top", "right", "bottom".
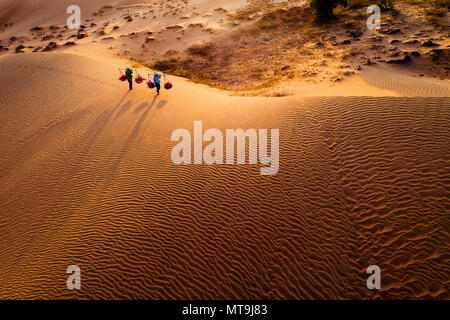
{"left": 156, "top": 100, "right": 167, "bottom": 109}
{"left": 109, "top": 96, "right": 159, "bottom": 177}
{"left": 63, "top": 91, "right": 132, "bottom": 180}
{"left": 81, "top": 91, "right": 132, "bottom": 152}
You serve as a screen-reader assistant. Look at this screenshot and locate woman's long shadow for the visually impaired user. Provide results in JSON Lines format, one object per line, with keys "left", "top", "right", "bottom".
{"left": 156, "top": 100, "right": 167, "bottom": 109}
{"left": 109, "top": 96, "right": 160, "bottom": 177}
{"left": 86, "top": 91, "right": 131, "bottom": 138}
{"left": 65, "top": 91, "right": 132, "bottom": 179}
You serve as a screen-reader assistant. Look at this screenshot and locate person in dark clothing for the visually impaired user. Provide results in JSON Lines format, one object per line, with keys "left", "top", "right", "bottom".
{"left": 125, "top": 67, "right": 133, "bottom": 90}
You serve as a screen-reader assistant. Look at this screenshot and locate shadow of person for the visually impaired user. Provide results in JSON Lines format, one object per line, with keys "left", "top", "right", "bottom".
{"left": 65, "top": 91, "right": 132, "bottom": 178}
{"left": 115, "top": 100, "right": 134, "bottom": 119}
{"left": 86, "top": 91, "right": 131, "bottom": 140}
{"left": 134, "top": 101, "right": 149, "bottom": 113}
{"left": 108, "top": 95, "right": 158, "bottom": 178}
{"left": 156, "top": 100, "right": 167, "bottom": 109}
{"left": 113, "top": 91, "right": 130, "bottom": 111}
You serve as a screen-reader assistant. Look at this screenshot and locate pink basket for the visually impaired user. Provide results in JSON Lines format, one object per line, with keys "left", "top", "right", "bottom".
{"left": 147, "top": 80, "right": 155, "bottom": 89}
{"left": 164, "top": 82, "right": 173, "bottom": 90}
{"left": 119, "top": 74, "right": 127, "bottom": 81}
{"left": 135, "top": 75, "right": 146, "bottom": 84}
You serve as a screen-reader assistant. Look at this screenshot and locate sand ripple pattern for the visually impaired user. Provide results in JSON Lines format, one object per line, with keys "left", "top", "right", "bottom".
{"left": 360, "top": 67, "right": 450, "bottom": 97}
{"left": 0, "top": 54, "right": 449, "bottom": 299}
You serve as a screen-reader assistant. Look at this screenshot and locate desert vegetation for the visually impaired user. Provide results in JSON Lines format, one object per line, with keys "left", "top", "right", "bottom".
{"left": 0, "top": 0, "right": 447, "bottom": 94}
{"left": 144, "top": 0, "right": 448, "bottom": 93}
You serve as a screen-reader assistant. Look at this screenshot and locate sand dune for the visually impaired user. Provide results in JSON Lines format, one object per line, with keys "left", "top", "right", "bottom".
{"left": 0, "top": 52, "right": 448, "bottom": 299}
{"left": 0, "top": 0, "right": 128, "bottom": 26}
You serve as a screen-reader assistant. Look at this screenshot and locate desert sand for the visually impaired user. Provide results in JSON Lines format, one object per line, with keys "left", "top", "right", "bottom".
{"left": 0, "top": 0, "right": 449, "bottom": 299}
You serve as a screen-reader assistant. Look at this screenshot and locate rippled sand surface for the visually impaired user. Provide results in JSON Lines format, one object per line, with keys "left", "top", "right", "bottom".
{"left": 0, "top": 53, "right": 448, "bottom": 299}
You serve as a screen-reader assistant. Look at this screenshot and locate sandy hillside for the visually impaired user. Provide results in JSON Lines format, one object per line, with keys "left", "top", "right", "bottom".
{"left": 0, "top": 51, "right": 448, "bottom": 299}
{"left": 0, "top": 0, "right": 448, "bottom": 96}
{"left": 0, "top": 0, "right": 449, "bottom": 300}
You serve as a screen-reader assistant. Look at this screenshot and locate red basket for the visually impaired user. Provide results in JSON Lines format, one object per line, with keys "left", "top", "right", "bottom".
{"left": 119, "top": 74, "right": 127, "bottom": 81}
{"left": 135, "top": 75, "right": 146, "bottom": 84}
{"left": 147, "top": 80, "right": 155, "bottom": 89}
{"left": 164, "top": 82, "right": 173, "bottom": 90}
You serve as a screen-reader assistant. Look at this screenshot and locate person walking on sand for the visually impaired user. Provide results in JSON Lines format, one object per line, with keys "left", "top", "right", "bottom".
{"left": 125, "top": 67, "right": 133, "bottom": 90}
{"left": 153, "top": 72, "right": 162, "bottom": 95}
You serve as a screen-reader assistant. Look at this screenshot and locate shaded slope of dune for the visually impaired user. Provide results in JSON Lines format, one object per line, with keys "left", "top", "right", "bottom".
{"left": 0, "top": 53, "right": 448, "bottom": 299}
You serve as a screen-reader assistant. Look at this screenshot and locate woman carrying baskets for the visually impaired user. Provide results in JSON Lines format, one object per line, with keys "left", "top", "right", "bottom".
{"left": 153, "top": 72, "right": 162, "bottom": 95}
{"left": 125, "top": 67, "right": 133, "bottom": 90}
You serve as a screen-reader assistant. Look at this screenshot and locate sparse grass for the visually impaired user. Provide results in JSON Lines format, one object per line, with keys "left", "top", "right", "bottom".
{"left": 170, "top": 69, "right": 194, "bottom": 78}
{"left": 400, "top": 0, "right": 425, "bottom": 4}
{"left": 424, "top": 7, "right": 448, "bottom": 26}
{"left": 343, "top": 19, "right": 360, "bottom": 28}
{"left": 334, "top": 4, "right": 365, "bottom": 21}
{"left": 145, "top": 58, "right": 198, "bottom": 82}
{"left": 342, "top": 47, "right": 363, "bottom": 59}
{"left": 258, "top": 22, "right": 280, "bottom": 30}
{"left": 378, "top": 0, "right": 395, "bottom": 10}
{"left": 348, "top": 0, "right": 370, "bottom": 9}
{"left": 267, "top": 90, "right": 292, "bottom": 97}
{"left": 399, "top": 0, "right": 448, "bottom": 26}
{"left": 186, "top": 43, "right": 214, "bottom": 56}
{"left": 231, "top": 0, "right": 274, "bottom": 20}
{"left": 149, "top": 58, "right": 178, "bottom": 71}
{"left": 426, "top": 8, "right": 447, "bottom": 17}
{"left": 138, "top": 0, "right": 446, "bottom": 92}
{"left": 433, "top": 0, "right": 450, "bottom": 8}
{"left": 350, "top": 47, "right": 363, "bottom": 56}
{"left": 131, "top": 62, "right": 143, "bottom": 68}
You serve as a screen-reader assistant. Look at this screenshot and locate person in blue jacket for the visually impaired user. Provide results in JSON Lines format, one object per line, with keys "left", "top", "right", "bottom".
{"left": 153, "top": 72, "right": 162, "bottom": 95}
